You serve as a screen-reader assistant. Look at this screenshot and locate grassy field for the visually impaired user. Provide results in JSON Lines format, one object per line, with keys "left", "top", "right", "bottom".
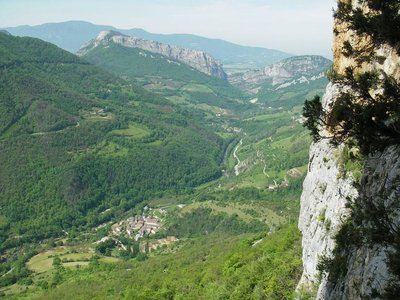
{"left": 26, "top": 246, "right": 120, "bottom": 274}
{"left": 27, "top": 250, "right": 86, "bottom": 273}
{"left": 111, "top": 123, "right": 151, "bottom": 139}
{"left": 19, "top": 225, "right": 303, "bottom": 300}
{"left": 181, "top": 83, "right": 214, "bottom": 93}
{"left": 180, "top": 200, "right": 285, "bottom": 227}
{"left": 235, "top": 107, "right": 309, "bottom": 185}
{"left": 96, "top": 141, "right": 129, "bottom": 157}
{"left": 0, "top": 94, "right": 310, "bottom": 300}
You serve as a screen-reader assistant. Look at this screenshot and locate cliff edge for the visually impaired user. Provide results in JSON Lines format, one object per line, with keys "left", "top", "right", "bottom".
{"left": 298, "top": 0, "right": 400, "bottom": 298}
{"left": 78, "top": 31, "right": 227, "bottom": 80}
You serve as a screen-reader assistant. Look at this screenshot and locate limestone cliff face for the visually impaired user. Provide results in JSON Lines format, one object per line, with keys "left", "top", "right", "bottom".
{"left": 257, "top": 56, "right": 331, "bottom": 86}
{"left": 298, "top": 0, "right": 400, "bottom": 298}
{"left": 318, "top": 145, "right": 400, "bottom": 299}
{"left": 299, "top": 121, "right": 400, "bottom": 298}
{"left": 229, "top": 55, "right": 331, "bottom": 92}
{"left": 78, "top": 31, "right": 227, "bottom": 80}
{"left": 332, "top": 0, "right": 400, "bottom": 80}
{"left": 297, "top": 83, "right": 358, "bottom": 293}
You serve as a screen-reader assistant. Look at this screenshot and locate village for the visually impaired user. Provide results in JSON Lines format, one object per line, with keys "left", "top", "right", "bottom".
{"left": 109, "top": 206, "right": 178, "bottom": 253}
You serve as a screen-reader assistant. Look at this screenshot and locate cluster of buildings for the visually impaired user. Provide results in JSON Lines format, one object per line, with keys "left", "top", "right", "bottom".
{"left": 112, "top": 215, "right": 162, "bottom": 241}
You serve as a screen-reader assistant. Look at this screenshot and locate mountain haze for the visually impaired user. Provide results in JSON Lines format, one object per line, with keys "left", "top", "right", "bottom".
{"left": 79, "top": 31, "right": 246, "bottom": 111}
{"left": 229, "top": 55, "right": 331, "bottom": 108}
{"left": 3, "top": 21, "right": 292, "bottom": 68}
{"left": 3, "top": 1, "right": 398, "bottom": 299}
{"left": 0, "top": 14, "right": 335, "bottom": 299}
{"left": 79, "top": 31, "right": 227, "bottom": 80}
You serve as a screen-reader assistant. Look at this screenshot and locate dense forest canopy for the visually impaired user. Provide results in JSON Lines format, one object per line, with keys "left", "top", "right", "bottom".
{"left": 0, "top": 32, "right": 225, "bottom": 247}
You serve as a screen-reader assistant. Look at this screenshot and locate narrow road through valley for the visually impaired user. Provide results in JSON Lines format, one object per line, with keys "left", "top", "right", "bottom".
{"left": 233, "top": 139, "right": 243, "bottom": 176}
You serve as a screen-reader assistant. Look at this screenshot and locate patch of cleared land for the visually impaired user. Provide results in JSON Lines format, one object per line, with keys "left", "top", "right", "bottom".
{"left": 180, "top": 201, "right": 285, "bottom": 227}
{"left": 27, "top": 246, "right": 120, "bottom": 273}
{"left": 181, "top": 83, "right": 213, "bottom": 93}
{"left": 97, "top": 141, "right": 129, "bottom": 157}
{"left": 112, "top": 124, "right": 151, "bottom": 139}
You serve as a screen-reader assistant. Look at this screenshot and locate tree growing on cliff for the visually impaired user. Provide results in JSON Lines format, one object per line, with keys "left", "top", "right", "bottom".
{"left": 302, "top": 95, "right": 325, "bottom": 143}
{"left": 304, "top": 0, "right": 400, "bottom": 154}
{"left": 306, "top": 1, "right": 400, "bottom": 297}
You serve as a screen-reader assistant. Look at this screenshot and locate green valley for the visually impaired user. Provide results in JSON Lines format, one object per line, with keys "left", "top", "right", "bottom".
{"left": 2, "top": 0, "right": 397, "bottom": 298}
{"left": 79, "top": 32, "right": 247, "bottom": 113}
{"left": 0, "top": 32, "right": 228, "bottom": 291}
{"left": 0, "top": 27, "right": 327, "bottom": 300}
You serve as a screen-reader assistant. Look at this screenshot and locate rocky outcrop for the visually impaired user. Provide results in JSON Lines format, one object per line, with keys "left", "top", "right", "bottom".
{"left": 332, "top": 2, "right": 400, "bottom": 80}
{"left": 78, "top": 30, "right": 227, "bottom": 80}
{"left": 318, "top": 145, "right": 400, "bottom": 299}
{"left": 298, "top": 0, "right": 400, "bottom": 299}
{"left": 297, "top": 84, "right": 358, "bottom": 294}
{"left": 257, "top": 56, "right": 331, "bottom": 85}
{"left": 229, "top": 55, "right": 331, "bottom": 93}
{"left": 299, "top": 84, "right": 400, "bottom": 298}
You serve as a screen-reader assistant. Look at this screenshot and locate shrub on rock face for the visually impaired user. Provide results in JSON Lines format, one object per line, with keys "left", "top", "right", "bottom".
{"left": 304, "top": 1, "right": 400, "bottom": 154}
{"left": 302, "top": 95, "right": 324, "bottom": 143}
{"left": 304, "top": 1, "right": 400, "bottom": 297}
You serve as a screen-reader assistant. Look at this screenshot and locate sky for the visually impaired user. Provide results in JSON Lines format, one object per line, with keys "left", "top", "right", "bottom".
{"left": 0, "top": 0, "right": 336, "bottom": 57}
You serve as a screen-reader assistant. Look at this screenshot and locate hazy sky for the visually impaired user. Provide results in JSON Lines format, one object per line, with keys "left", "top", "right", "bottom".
{"left": 0, "top": 0, "right": 336, "bottom": 57}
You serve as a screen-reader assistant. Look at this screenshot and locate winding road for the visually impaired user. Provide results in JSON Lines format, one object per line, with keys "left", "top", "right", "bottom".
{"left": 233, "top": 139, "right": 243, "bottom": 176}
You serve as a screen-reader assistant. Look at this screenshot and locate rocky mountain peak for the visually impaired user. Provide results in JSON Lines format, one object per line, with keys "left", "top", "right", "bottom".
{"left": 260, "top": 55, "right": 331, "bottom": 85}
{"left": 78, "top": 30, "right": 227, "bottom": 80}
{"left": 96, "top": 30, "right": 127, "bottom": 41}
{"left": 229, "top": 55, "right": 331, "bottom": 93}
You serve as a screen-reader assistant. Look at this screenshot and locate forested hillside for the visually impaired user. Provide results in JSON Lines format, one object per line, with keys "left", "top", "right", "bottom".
{"left": 25, "top": 225, "right": 302, "bottom": 300}
{"left": 80, "top": 38, "right": 247, "bottom": 112}
{"left": 0, "top": 30, "right": 321, "bottom": 299}
{"left": 0, "top": 32, "right": 225, "bottom": 271}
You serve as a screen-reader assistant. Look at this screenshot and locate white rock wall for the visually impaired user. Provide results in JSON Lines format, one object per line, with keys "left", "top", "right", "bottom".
{"left": 319, "top": 145, "right": 400, "bottom": 299}
{"left": 298, "top": 84, "right": 400, "bottom": 299}
{"left": 79, "top": 31, "right": 227, "bottom": 80}
{"left": 297, "top": 83, "right": 358, "bottom": 294}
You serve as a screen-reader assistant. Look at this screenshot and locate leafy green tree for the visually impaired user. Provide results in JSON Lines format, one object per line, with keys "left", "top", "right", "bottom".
{"left": 95, "top": 239, "right": 116, "bottom": 256}
{"left": 303, "top": 95, "right": 325, "bottom": 142}
{"left": 52, "top": 256, "right": 62, "bottom": 269}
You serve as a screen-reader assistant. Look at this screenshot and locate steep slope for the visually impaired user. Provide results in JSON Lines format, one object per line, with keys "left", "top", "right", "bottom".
{"left": 121, "top": 28, "right": 292, "bottom": 68}
{"left": 0, "top": 32, "right": 225, "bottom": 257}
{"left": 298, "top": 1, "right": 400, "bottom": 298}
{"left": 231, "top": 56, "right": 331, "bottom": 87}
{"left": 3, "top": 20, "right": 292, "bottom": 67}
{"left": 78, "top": 30, "right": 227, "bottom": 79}
{"left": 229, "top": 55, "right": 331, "bottom": 108}
{"left": 79, "top": 31, "right": 246, "bottom": 111}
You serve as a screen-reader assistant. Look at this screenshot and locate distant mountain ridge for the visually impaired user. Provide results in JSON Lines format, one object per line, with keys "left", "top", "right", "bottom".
{"left": 79, "top": 30, "right": 227, "bottom": 79}
{"left": 79, "top": 31, "right": 246, "bottom": 111}
{"left": 3, "top": 20, "right": 292, "bottom": 68}
{"left": 229, "top": 55, "right": 331, "bottom": 109}
{"left": 230, "top": 55, "right": 332, "bottom": 92}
